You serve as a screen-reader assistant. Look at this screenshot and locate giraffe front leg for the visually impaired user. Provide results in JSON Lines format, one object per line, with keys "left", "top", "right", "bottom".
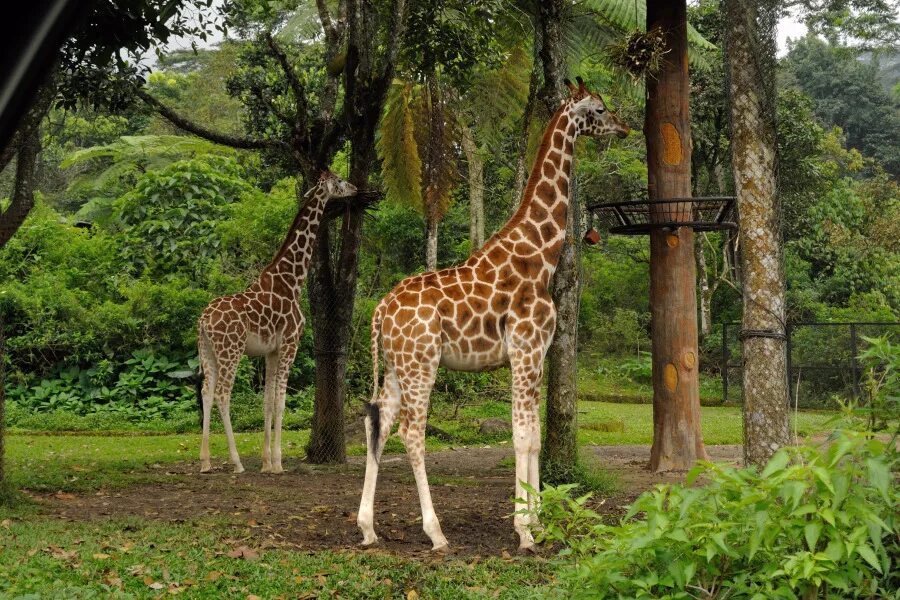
{"left": 510, "top": 346, "right": 544, "bottom": 552}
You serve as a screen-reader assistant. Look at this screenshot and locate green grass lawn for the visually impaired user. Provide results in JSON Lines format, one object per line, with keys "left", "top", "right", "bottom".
{"left": 0, "top": 400, "right": 841, "bottom": 598}
{"left": 0, "top": 514, "right": 551, "bottom": 599}
{"left": 4, "top": 401, "right": 837, "bottom": 495}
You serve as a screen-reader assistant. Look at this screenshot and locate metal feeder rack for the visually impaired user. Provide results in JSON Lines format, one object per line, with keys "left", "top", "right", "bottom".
{"left": 587, "top": 196, "right": 737, "bottom": 236}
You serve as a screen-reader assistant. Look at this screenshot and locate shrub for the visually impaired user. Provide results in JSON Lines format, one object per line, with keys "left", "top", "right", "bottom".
{"left": 535, "top": 430, "right": 897, "bottom": 599}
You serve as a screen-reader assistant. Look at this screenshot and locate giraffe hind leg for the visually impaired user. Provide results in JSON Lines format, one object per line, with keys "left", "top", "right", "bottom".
{"left": 213, "top": 358, "right": 244, "bottom": 474}
{"left": 260, "top": 352, "right": 278, "bottom": 473}
{"left": 358, "top": 368, "right": 401, "bottom": 545}
{"left": 198, "top": 330, "right": 216, "bottom": 473}
{"left": 396, "top": 364, "right": 449, "bottom": 552}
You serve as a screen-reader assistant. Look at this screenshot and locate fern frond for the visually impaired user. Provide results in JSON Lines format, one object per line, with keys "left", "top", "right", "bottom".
{"left": 377, "top": 80, "right": 423, "bottom": 210}
{"left": 464, "top": 42, "right": 532, "bottom": 148}
{"left": 420, "top": 79, "right": 458, "bottom": 224}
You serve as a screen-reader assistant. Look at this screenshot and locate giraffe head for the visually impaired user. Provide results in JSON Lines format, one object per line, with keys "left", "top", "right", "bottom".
{"left": 564, "top": 76, "right": 630, "bottom": 139}
{"left": 318, "top": 171, "right": 358, "bottom": 199}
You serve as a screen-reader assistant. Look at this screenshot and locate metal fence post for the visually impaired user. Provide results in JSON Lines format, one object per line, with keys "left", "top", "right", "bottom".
{"left": 850, "top": 323, "right": 860, "bottom": 401}
{"left": 722, "top": 322, "right": 729, "bottom": 403}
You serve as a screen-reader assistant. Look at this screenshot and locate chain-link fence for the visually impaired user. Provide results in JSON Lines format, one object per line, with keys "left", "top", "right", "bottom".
{"left": 722, "top": 321, "right": 900, "bottom": 408}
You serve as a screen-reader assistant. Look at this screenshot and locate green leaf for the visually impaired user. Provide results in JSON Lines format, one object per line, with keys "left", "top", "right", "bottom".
{"left": 804, "top": 523, "right": 821, "bottom": 551}
{"left": 762, "top": 450, "right": 791, "bottom": 478}
{"left": 855, "top": 543, "right": 882, "bottom": 573}
{"left": 865, "top": 458, "right": 890, "bottom": 499}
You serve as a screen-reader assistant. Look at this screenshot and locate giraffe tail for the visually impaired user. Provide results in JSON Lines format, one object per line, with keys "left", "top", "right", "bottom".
{"left": 194, "top": 363, "right": 204, "bottom": 431}
{"left": 368, "top": 300, "right": 385, "bottom": 457}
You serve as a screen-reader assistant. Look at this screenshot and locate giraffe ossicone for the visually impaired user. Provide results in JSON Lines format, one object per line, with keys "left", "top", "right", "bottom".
{"left": 358, "top": 79, "right": 630, "bottom": 552}
{"left": 197, "top": 171, "right": 357, "bottom": 474}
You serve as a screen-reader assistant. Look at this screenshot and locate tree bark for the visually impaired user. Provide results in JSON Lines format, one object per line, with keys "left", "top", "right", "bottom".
{"left": 724, "top": 0, "right": 790, "bottom": 466}
{"left": 696, "top": 235, "right": 712, "bottom": 339}
{"left": 425, "top": 217, "right": 438, "bottom": 271}
{"left": 460, "top": 125, "right": 485, "bottom": 250}
{"left": 538, "top": 0, "right": 581, "bottom": 478}
{"left": 511, "top": 31, "right": 542, "bottom": 211}
{"left": 0, "top": 131, "right": 40, "bottom": 249}
{"left": 645, "top": 0, "right": 707, "bottom": 472}
{"left": 306, "top": 0, "right": 406, "bottom": 463}
{"left": 0, "top": 315, "right": 6, "bottom": 491}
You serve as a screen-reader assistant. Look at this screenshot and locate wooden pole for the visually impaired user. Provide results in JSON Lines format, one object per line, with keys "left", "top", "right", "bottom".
{"left": 645, "top": 0, "right": 708, "bottom": 471}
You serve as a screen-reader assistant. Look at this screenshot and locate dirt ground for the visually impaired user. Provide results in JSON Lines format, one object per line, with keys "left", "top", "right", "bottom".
{"left": 42, "top": 445, "right": 742, "bottom": 557}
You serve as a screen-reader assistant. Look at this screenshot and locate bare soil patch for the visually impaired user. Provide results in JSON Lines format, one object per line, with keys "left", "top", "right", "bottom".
{"left": 41, "top": 444, "right": 741, "bottom": 557}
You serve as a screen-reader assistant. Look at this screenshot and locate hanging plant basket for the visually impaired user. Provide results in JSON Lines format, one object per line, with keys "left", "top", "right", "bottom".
{"left": 607, "top": 27, "right": 669, "bottom": 81}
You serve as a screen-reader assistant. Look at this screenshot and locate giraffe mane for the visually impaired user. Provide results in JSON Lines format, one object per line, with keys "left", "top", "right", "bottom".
{"left": 265, "top": 186, "right": 323, "bottom": 270}
{"left": 492, "top": 101, "right": 571, "bottom": 240}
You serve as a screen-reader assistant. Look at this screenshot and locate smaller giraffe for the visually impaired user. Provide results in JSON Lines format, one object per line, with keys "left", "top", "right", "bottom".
{"left": 197, "top": 171, "right": 357, "bottom": 474}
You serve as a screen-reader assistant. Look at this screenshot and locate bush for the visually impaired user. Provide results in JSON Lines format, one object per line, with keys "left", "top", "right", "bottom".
{"left": 536, "top": 430, "right": 898, "bottom": 599}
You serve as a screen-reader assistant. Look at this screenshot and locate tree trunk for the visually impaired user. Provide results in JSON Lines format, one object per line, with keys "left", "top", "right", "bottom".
{"left": 306, "top": 0, "right": 405, "bottom": 463}
{"left": 724, "top": 0, "right": 790, "bottom": 466}
{"left": 645, "top": 0, "right": 707, "bottom": 472}
{"left": 511, "top": 33, "right": 542, "bottom": 211}
{"left": 696, "top": 235, "right": 712, "bottom": 339}
{"left": 0, "top": 131, "right": 40, "bottom": 249}
{"left": 0, "top": 315, "right": 6, "bottom": 491}
{"left": 460, "top": 125, "right": 485, "bottom": 250}
{"left": 425, "top": 217, "right": 438, "bottom": 271}
{"left": 539, "top": 0, "right": 580, "bottom": 478}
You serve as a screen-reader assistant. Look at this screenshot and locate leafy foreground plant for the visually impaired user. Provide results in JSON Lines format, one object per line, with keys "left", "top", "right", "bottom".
{"left": 534, "top": 430, "right": 898, "bottom": 599}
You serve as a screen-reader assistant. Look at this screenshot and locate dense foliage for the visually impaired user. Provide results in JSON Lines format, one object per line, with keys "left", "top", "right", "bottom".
{"left": 1, "top": 2, "right": 897, "bottom": 424}
{"left": 536, "top": 430, "right": 898, "bottom": 599}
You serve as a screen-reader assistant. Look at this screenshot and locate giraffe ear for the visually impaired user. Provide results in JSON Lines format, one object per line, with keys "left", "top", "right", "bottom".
{"left": 564, "top": 78, "right": 577, "bottom": 94}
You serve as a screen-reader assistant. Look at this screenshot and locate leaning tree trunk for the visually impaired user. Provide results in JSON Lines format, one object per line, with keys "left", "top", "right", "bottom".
{"left": 539, "top": 0, "right": 581, "bottom": 479}
{"left": 724, "top": 0, "right": 790, "bottom": 466}
{"left": 645, "top": 0, "right": 708, "bottom": 472}
{"left": 460, "top": 125, "right": 485, "bottom": 250}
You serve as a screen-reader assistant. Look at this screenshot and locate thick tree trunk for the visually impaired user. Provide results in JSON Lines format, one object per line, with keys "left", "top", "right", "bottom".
{"left": 460, "top": 125, "right": 485, "bottom": 250}
{"left": 539, "top": 0, "right": 580, "bottom": 478}
{"left": 724, "top": 0, "right": 790, "bottom": 466}
{"left": 425, "top": 217, "right": 438, "bottom": 271}
{"left": 645, "top": 0, "right": 707, "bottom": 472}
{"left": 545, "top": 174, "right": 581, "bottom": 473}
{"left": 306, "top": 0, "right": 405, "bottom": 463}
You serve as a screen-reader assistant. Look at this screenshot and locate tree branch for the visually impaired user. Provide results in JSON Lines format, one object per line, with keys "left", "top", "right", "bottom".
{"left": 136, "top": 88, "right": 287, "bottom": 152}
{"left": 316, "top": 0, "right": 336, "bottom": 37}
{"left": 265, "top": 33, "right": 308, "bottom": 134}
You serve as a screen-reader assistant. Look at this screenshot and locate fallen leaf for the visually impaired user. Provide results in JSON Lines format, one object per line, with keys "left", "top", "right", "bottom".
{"left": 246, "top": 519, "right": 259, "bottom": 527}
{"left": 406, "top": 590, "right": 420, "bottom": 600}
{"left": 0, "top": 519, "right": 11, "bottom": 529}
{"left": 205, "top": 571, "right": 222, "bottom": 582}
{"left": 54, "top": 491, "right": 76, "bottom": 501}
{"left": 226, "top": 546, "right": 260, "bottom": 561}
{"left": 247, "top": 595, "right": 263, "bottom": 600}
{"left": 148, "top": 582, "right": 165, "bottom": 590}
{"left": 93, "top": 553, "right": 111, "bottom": 560}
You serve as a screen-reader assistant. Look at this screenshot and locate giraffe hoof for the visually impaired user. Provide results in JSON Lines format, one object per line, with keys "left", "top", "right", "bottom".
{"left": 360, "top": 535, "right": 379, "bottom": 547}
{"left": 200, "top": 463, "right": 212, "bottom": 473}
{"left": 233, "top": 465, "right": 245, "bottom": 474}
{"left": 260, "top": 465, "right": 272, "bottom": 473}
{"left": 432, "top": 543, "right": 451, "bottom": 554}
{"left": 518, "top": 543, "right": 538, "bottom": 556}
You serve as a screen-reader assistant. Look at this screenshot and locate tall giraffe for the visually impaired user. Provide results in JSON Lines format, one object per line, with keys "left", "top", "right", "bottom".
{"left": 358, "top": 79, "right": 630, "bottom": 552}
{"left": 197, "top": 171, "right": 357, "bottom": 474}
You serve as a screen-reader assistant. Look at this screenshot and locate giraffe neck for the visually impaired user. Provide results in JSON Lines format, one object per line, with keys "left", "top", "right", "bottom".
{"left": 479, "top": 101, "right": 577, "bottom": 275}
{"left": 261, "top": 186, "right": 328, "bottom": 294}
